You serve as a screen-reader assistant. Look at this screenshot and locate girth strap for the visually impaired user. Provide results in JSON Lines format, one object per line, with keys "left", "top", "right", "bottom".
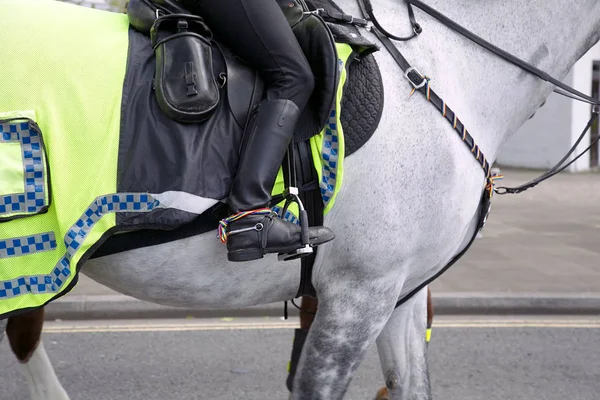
{"left": 294, "top": 140, "right": 323, "bottom": 298}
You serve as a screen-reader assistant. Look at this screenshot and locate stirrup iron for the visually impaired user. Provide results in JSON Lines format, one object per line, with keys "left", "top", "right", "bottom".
{"left": 277, "top": 144, "right": 313, "bottom": 261}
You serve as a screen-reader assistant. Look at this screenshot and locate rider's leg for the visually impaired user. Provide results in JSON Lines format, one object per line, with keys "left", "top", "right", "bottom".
{"left": 181, "top": 0, "right": 334, "bottom": 261}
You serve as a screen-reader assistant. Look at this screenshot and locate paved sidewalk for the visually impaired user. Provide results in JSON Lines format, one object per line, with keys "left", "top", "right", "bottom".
{"left": 431, "top": 168, "right": 600, "bottom": 294}
{"left": 50, "top": 168, "right": 600, "bottom": 318}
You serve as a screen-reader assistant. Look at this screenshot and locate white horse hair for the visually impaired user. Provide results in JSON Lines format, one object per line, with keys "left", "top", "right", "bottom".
{"left": 7, "top": 0, "right": 600, "bottom": 399}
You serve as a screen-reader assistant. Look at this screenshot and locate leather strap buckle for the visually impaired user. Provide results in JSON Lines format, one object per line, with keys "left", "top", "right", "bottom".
{"left": 404, "top": 66, "right": 427, "bottom": 89}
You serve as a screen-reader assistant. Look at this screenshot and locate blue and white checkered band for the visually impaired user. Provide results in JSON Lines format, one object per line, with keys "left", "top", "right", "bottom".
{"left": 0, "top": 119, "right": 48, "bottom": 218}
{"left": 320, "top": 108, "right": 339, "bottom": 207}
{"left": 0, "top": 194, "right": 160, "bottom": 299}
{"left": 0, "top": 232, "right": 57, "bottom": 259}
{"left": 271, "top": 205, "right": 300, "bottom": 225}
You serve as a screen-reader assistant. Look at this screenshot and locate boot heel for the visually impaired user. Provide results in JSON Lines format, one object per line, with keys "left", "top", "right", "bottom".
{"left": 227, "top": 248, "right": 264, "bottom": 262}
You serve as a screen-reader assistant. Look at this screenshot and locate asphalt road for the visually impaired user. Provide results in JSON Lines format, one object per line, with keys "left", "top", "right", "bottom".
{"left": 1, "top": 316, "right": 599, "bottom": 400}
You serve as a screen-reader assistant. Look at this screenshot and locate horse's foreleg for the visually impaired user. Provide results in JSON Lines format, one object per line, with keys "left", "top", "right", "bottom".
{"left": 292, "top": 282, "right": 399, "bottom": 400}
{"left": 375, "top": 287, "right": 432, "bottom": 400}
{"left": 6, "top": 308, "right": 70, "bottom": 400}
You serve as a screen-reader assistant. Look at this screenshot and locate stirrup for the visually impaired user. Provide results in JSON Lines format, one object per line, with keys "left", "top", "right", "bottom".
{"left": 277, "top": 189, "right": 313, "bottom": 261}
{"left": 276, "top": 144, "right": 313, "bottom": 262}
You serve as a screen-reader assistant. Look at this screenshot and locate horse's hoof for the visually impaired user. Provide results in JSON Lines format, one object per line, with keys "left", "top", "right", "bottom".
{"left": 375, "top": 387, "right": 390, "bottom": 400}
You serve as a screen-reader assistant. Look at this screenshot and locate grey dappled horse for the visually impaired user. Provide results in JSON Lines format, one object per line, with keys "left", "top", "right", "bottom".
{"left": 4, "top": 0, "right": 600, "bottom": 399}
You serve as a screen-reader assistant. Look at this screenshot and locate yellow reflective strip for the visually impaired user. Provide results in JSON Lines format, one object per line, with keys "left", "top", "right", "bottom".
{"left": 0, "top": 142, "right": 25, "bottom": 196}
{"left": 426, "top": 328, "right": 432, "bottom": 343}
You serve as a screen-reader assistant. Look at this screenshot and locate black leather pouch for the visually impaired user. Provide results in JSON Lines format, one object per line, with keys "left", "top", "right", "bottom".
{"left": 150, "top": 14, "right": 219, "bottom": 123}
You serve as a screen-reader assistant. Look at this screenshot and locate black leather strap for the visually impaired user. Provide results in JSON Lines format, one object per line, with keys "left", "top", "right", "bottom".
{"left": 360, "top": 0, "right": 421, "bottom": 41}
{"left": 360, "top": 0, "right": 600, "bottom": 196}
{"left": 367, "top": 23, "right": 493, "bottom": 180}
{"left": 495, "top": 110, "right": 600, "bottom": 194}
{"left": 294, "top": 140, "right": 322, "bottom": 298}
{"left": 406, "top": 0, "right": 600, "bottom": 106}
{"left": 313, "top": 8, "right": 369, "bottom": 27}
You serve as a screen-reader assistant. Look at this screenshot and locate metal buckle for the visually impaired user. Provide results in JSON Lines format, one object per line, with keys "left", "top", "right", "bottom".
{"left": 404, "top": 67, "right": 427, "bottom": 89}
{"left": 413, "top": 23, "right": 423, "bottom": 35}
{"left": 304, "top": 8, "right": 324, "bottom": 16}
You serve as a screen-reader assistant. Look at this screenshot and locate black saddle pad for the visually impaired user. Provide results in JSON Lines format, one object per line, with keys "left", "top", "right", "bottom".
{"left": 341, "top": 53, "right": 384, "bottom": 157}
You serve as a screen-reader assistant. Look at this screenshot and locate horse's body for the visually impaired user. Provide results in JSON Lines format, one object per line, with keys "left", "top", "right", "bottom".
{"left": 3, "top": 0, "right": 600, "bottom": 399}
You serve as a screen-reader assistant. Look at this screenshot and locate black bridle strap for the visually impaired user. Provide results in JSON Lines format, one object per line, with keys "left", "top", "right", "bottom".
{"left": 359, "top": 0, "right": 600, "bottom": 196}
{"left": 361, "top": 0, "right": 422, "bottom": 41}
{"left": 495, "top": 110, "right": 599, "bottom": 194}
{"left": 358, "top": 0, "right": 494, "bottom": 189}
{"left": 401, "top": 0, "right": 600, "bottom": 194}
{"left": 406, "top": 0, "right": 600, "bottom": 106}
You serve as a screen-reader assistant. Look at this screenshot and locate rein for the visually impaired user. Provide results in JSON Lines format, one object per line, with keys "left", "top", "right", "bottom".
{"left": 354, "top": 0, "right": 600, "bottom": 195}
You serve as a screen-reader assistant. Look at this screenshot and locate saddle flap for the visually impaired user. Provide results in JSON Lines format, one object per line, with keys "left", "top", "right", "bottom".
{"left": 292, "top": 13, "right": 339, "bottom": 142}
{"left": 219, "top": 44, "right": 263, "bottom": 130}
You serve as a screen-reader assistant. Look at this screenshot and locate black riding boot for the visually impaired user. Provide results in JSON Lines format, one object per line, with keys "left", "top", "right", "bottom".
{"left": 220, "top": 99, "right": 334, "bottom": 262}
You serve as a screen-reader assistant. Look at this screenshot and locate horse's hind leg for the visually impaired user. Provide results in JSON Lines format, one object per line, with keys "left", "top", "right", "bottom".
{"left": 7, "top": 307, "right": 44, "bottom": 362}
{"left": 6, "top": 308, "right": 70, "bottom": 400}
{"left": 375, "top": 287, "right": 432, "bottom": 400}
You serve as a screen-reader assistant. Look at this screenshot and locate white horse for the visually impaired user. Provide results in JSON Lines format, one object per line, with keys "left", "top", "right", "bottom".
{"left": 5, "top": 0, "right": 600, "bottom": 399}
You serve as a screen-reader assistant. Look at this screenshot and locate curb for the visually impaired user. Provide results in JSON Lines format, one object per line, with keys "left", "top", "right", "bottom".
{"left": 43, "top": 292, "right": 600, "bottom": 321}
{"left": 429, "top": 292, "right": 600, "bottom": 315}
{"left": 44, "top": 295, "right": 295, "bottom": 321}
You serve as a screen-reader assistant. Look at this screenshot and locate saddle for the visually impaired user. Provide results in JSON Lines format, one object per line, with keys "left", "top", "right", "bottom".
{"left": 126, "top": 0, "right": 339, "bottom": 141}
{"left": 123, "top": 0, "right": 376, "bottom": 260}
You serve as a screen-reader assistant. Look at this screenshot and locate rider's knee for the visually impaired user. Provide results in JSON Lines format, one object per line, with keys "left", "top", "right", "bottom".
{"left": 287, "top": 60, "right": 315, "bottom": 108}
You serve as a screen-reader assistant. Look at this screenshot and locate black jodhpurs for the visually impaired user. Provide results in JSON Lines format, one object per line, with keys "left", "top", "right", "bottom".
{"left": 183, "top": 0, "right": 315, "bottom": 110}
